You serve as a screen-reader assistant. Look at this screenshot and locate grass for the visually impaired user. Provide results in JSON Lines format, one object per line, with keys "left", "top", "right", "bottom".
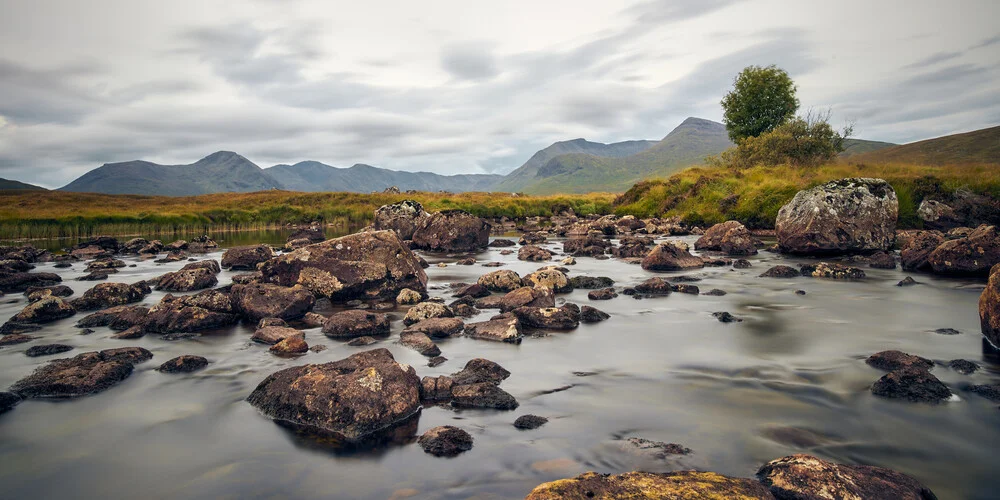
{"left": 613, "top": 161, "right": 1000, "bottom": 229}
{"left": 0, "top": 190, "right": 616, "bottom": 240}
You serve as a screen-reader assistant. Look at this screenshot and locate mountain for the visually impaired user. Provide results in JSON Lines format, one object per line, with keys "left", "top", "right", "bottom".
{"left": 0, "top": 177, "right": 47, "bottom": 191}
{"left": 493, "top": 138, "right": 658, "bottom": 192}
{"left": 59, "top": 151, "right": 283, "bottom": 195}
{"left": 851, "top": 125, "right": 1000, "bottom": 165}
{"left": 512, "top": 117, "right": 733, "bottom": 194}
{"left": 266, "top": 161, "right": 502, "bottom": 193}
{"left": 839, "top": 138, "right": 896, "bottom": 157}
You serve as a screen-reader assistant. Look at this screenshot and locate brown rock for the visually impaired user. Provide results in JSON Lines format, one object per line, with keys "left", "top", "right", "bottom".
{"left": 756, "top": 454, "right": 937, "bottom": 500}
{"left": 499, "top": 286, "right": 555, "bottom": 313}
{"left": 322, "top": 310, "right": 390, "bottom": 338}
{"left": 464, "top": 315, "right": 522, "bottom": 343}
{"left": 477, "top": 269, "right": 524, "bottom": 292}
{"left": 70, "top": 282, "right": 151, "bottom": 311}
{"left": 417, "top": 426, "right": 473, "bottom": 457}
{"left": 10, "top": 347, "right": 152, "bottom": 398}
{"left": 373, "top": 200, "right": 428, "bottom": 240}
{"left": 231, "top": 283, "right": 315, "bottom": 322}
{"left": 411, "top": 210, "right": 490, "bottom": 252}
{"left": 527, "top": 471, "right": 775, "bottom": 500}
{"left": 695, "top": 220, "right": 759, "bottom": 256}
{"left": 221, "top": 244, "right": 275, "bottom": 270}
{"left": 270, "top": 336, "right": 308, "bottom": 355}
{"left": 928, "top": 224, "right": 1000, "bottom": 275}
{"left": 900, "top": 230, "right": 945, "bottom": 271}
{"left": 7, "top": 295, "right": 76, "bottom": 324}
{"left": 158, "top": 355, "right": 209, "bottom": 373}
{"left": 404, "top": 317, "right": 464, "bottom": 338}
{"left": 518, "top": 245, "right": 552, "bottom": 262}
{"left": 641, "top": 242, "right": 705, "bottom": 271}
{"left": 252, "top": 326, "right": 304, "bottom": 345}
{"left": 399, "top": 330, "right": 441, "bottom": 357}
{"left": 513, "top": 304, "right": 580, "bottom": 330}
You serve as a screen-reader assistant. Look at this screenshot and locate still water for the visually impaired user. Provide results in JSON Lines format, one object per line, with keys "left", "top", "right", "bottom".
{"left": 0, "top": 235, "right": 997, "bottom": 499}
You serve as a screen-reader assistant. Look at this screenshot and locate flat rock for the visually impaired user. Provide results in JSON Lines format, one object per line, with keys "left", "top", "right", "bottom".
{"left": 322, "top": 310, "right": 390, "bottom": 338}
{"left": 25, "top": 344, "right": 74, "bottom": 357}
{"left": 10, "top": 347, "right": 152, "bottom": 398}
{"left": 231, "top": 283, "right": 315, "bottom": 322}
{"left": 463, "top": 315, "right": 523, "bottom": 343}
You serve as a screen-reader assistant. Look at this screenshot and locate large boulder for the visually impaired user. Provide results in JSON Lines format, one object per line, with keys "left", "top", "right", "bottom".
{"left": 695, "top": 220, "right": 759, "bottom": 256}
{"left": 900, "top": 230, "right": 945, "bottom": 271}
{"left": 513, "top": 304, "right": 580, "bottom": 330}
{"left": 776, "top": 178, "right": 898, "bottom": 255}
{"left": 10, "top": 347, "right": 152, "bottom": 398}
{"left": 927, "top": 224, "right": 1000, "bottom": 275}
{"left": 70, "top": 282, "right": 151, "bottom": 311}
{"left": 246, "top": 349, "right": 421, "bottom": 441}
{"left": 980, "top": 263, "right": 1000, "bottom": 349}
{"left": 231, "top": 283, "right": 315, "bottom": 322}
{"left": 155, "top": 261, "right": 220, "bottom": 292}
{"left": 756, "top": 454, "right": 937, "bottom": 500}
{"left": 373, "top": 200, "right": 429, "bottom": 240}
{"left": 322, "top": 310, "right": 390, "bottom": 338}
{"left": 411, "top": 210, "right": 490, "bottom": 252}
{"left": 527, "top": 471, "right": 775, "bottom": 500}
{"left": 258, "top": 230, "right": 427, "bottom": 302}
{"left": 144, "top": 289, "right": 240, "bottom": 334}
{"left": 641, "top": 242, "right": 704, "bottom": 271}
{"left": 0, "top": 272, "right": 62, "bottom": 293}
{"left": 6, "top": 295, "right": 76, "bottom": 324}
{"left": 221, "top": 245, "right": 274, "bottom": 270}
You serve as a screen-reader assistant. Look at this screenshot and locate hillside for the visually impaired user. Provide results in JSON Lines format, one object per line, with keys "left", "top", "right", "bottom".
{"left": 852, "top": 125, "right": 1000, "bottom": 165}
{"left": 494, "top": 138, "right": 658, "bottom": 192}
{"left": 0, "top": 177, "right": 47, "bottom": 191}
{"left": 516, "top": 117, "right": 733, "bottom": 194}
{"left": 839, "top": 138, "right": 896, "bottom": 157}
{"left": 266, "top": 161, "right": 502, "bottom": 193}
{"left": 59, "top": 151, "right": 283, "bottom": 195}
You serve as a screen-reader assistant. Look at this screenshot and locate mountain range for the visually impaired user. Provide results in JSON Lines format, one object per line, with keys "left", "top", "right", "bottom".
{"left": 0, "top": 177, "right": 46, "bottom": 191}
{"left": 15, "top": 117, "right": 992, "bottom": 196}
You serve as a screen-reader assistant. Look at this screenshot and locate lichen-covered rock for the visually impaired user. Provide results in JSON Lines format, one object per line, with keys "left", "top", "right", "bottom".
{"left": 776, "top": 178, "right": 898, "bottom": 255}
{"left": 695, "top": 220, "right": 759, "bottom": 256}
{"left": 634, "top": 277, "right": 673, "bottom": 295}
{"left": 563, "top": 236, "right": 612, "bottom": 257}
{"left": 411, "top": 209, "right": 490, "bottom": 252}
{"left": 980, "top": 264, "right": 1000, "bottom": 348}
{"left": 403, "top": 302, "right": 454, "bottom": 326}
{"left": 76, "top": 305, "right": 149, "bottom": 331}
{"left": 144, "top": 289, "right": 239, "bottom": 334}
{"left": 70, "top": 282, "right": 151, "bottom": 311}
{"left": 451, "top": 382, "right": 518, "bottom": 410}
{"left": 569, "top": 276, "right": 614, "bottom": 289}
{"left": 252, "top": 326, "right": 304, "bottom": 345}
{"left": 477, "top": 269, "right": 524, "bottom": 293}
{"left": 523, "top": 268, "right": 571, "bottom": 293}
{"left": 399, "top": 330, "right": 441, "bottom": 357}
{"left": 588, "top": 288, "right": 617, "bottom": 300}
{"left": 417, "top": 426, "right": 473, "bottom": 457}
{"left": 641, "top": 242, "right": 705, "bottom": 271}
{"left": 499, "top": 286, "right": 554, "bottom": 313}
{"left": 221, "top": 244, "right": 275, "bottom": 270}
{"left": 10, "top": 347, "right": 152, "bottom": 398}
{"left": 451, "top": 358, "right": 511, "bottom": 386}
{"left": 404, "top": 317, "right": 464, "bottom": 338}
{"left": 24, "top": 285, "right": 73, "bottom": 302}
{"left": 927, "top": 224, "right": 1000, "bottom": 275}
{"left": 518, "top": 245, "right": 552, "bottom": 262}
{"left": 420, "top": 375, "right": 454, "bottom": 401}
{"left": 373, "top": 200, "right": 429, "bottom": 240}
{"left": 464, "top": 315, "right": 522, "bottom": 343}
{"left": 258, "top": 230, "right": 427, "bottom": 301}
{"left": 513, "top": 304, "right": 580, "bottom": 330}
{"left": 322, "top": 310, "right": 390, "bottom": 338}
{"left": 158, "top": 355, "right": 209, "bottom": 373}
{"left": 7, "top": 295, "right": 76, "bottom": 324}
{"left": 396, "top": 288, "right": 422, "bottom": 305}
{"left": 800, "top": 262, "right": 866, "bottom": 280}
{"left": 756, "top": 454, "right": 937, "bottom": 500}
{"left": 25, "top": 344, "right": 74, "bottom": 357}
{"left": 513, "top": 414, "right": 548, "bottom": 429}
{"left": 231, "top": 283, "right": 315, "bottom": 322}
{"left": 527, "top": 471, "right": 775, "bottom": 500}
{"left": 245, "top": 349, "right": 421, "bottom": 441}
{"left": 155, "top": 262, "right": 219, "bottom": 292}
{"left": 270, "top": 336, "right": 308, "bottom": 355}
{"left": 900, "top": 230, "right": 945, "bottom": 271}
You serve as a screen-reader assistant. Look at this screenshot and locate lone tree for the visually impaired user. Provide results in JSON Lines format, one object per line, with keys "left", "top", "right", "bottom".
{"left": 721, "top": 65, "right": 799, "bottom": 143}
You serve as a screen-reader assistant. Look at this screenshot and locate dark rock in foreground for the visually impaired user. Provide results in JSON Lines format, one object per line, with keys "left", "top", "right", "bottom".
{"left": 0, "top": 392, "right": 21, "bottom": 415}
{"left": 527, "top": 471, "right": 775, "bottom": 500}
{"left": 158, "top": 355, "right": 209, "bottom": 373}
{"left": 10, "top": 347, "right": 152, "bottom": 398}
{"left": 756, "top": 453, "right": 937, "bottom": 500}
{"left": 928, "top": 224, "right": 1000, "bottom": 275}
{"left": 417, "top": 425, "right": 473, "bottom": 457}
{"left": 513, "top": 414, "right": 548, "bottom": 429}
{"left": 871, "top": 366, "right": 951, "bottom": 403}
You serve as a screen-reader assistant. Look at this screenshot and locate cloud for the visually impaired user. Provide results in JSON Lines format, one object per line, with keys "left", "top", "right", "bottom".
{"left": 901, "top": 51, "right": 962, "bottom": 69}
{"left": 627, "top": 0, "right": 748, "bottom": 25}
{"left": 441, "top": 42, "right": 500, "bottom": 81}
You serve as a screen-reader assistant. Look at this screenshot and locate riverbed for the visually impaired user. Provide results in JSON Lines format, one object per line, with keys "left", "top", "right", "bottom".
{"left": 0, "top": 235, "right": 997, "bottom": 499}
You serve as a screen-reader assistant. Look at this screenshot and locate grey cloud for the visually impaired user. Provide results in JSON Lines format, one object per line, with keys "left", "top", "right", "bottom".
{"left": 628, "top": 0, "right": 748, "bottom": 25}
{"left": 970, "top": 34, "right": 1000, "bottom": 50}
{"left": 175, "top": 23, "right": 307, "bottom": 85}
{"left": 441, "top": 43, "right": 500, "bottom": 81}
{"left": 901, "top": 51, "right": 962, "bottom": 70}
{"left": 0, "top": 58, "right": 108, "bottom": 125}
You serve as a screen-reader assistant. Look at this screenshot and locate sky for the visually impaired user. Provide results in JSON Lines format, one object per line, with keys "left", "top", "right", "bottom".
{"left": 0, "top": 0, "right": 998, "bottom": 188}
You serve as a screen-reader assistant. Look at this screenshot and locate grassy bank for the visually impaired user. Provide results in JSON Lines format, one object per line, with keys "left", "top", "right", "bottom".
{"left": 613, "top": 162, "right": 1000, "bottom": 228}
{"left": 0, "top": 190, "right": 615, "bottom": 240}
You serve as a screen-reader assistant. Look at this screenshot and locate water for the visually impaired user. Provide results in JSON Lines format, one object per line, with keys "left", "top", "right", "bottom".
{"left": 0, "top": 228, "right": 343, "bottom": 254}
{"left": 0, "top": 235, "right": 998, "bottom": 499}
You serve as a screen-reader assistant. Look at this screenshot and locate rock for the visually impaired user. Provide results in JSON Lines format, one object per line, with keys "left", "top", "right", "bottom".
{"left": 258, "top": 230, "right": 427, "bottom": 302}
{"left": 144, "top": 289, "right": 240, "bottom": 334}
{"left": 800, "top": 262, "right": 866, "bottom": 280}
{"left": 155, "top": 262, "right": 219, "bottom": 292}
{"left": 0, "top": 272, "right": 62, "bottom": 293}
{"left": 759, "top": 265, "right": 800, "bottom": 278}
{"left": 70, "top": 281, "right": 151, "bottom": 312}
{"left": 897, "top": 276, "right": 919, "bottom": 287}
{"left": 25, "top": 344, "right": 74, "bottom": 357}
{"left": 713, "top": 311, "right": 741, "bottom": 323}
{"left": 561, "top": 256, "right": 576, "bottom": 265}
{"left": 866, "top": 350, "right": 934, "bottom": 371}
{"left": 451, "top": 358, "right": 511, "bottom": 385}
{"left": 411, "top": 210, "right": 490, "bottom": 252}
{"left": 420, "top": 375, "right": 454, "bottom": 401}
{"left": 518, "top": 245, "right": 552, "bottom": 262}
{"left": 231, "top": 283, "right": 315, "bottom": 322}
{"left": 374, "top": 200, "right": 429, "bottom": 240}
{"left": 286, "top": 227, "right": 326, "bottom": 245}
{"left": 704, "top": 289, "right": 727, "bottom": 296}
{"left": 403, "top": 302, "right": 454, "bottom": 326}
{"left": 464, "top": 315, "right": 522, "bottom": 343}
{"left": 526, "top": 471, "right": 775, "bottom": 500}
{"left": 474, "top": 295, "right": 505, "bottom": 309}
{"left": 451, "top": 382, "right": 518, "bottom": 410}
{"left": 221, "top": 244, "right": 275, "bottom": 270}
{"left": 733, "top": 258, "right": 752, "bottom": 269}
{"left": 981, "top": 263, "right": 1000, "bottom": 348}
{"left": 580, "top": 305, "right": 609, "bottom": 323}
{"left": 0, "top": 334, "right": 36, "bottom": 345}
{"left": 641, "top": 242, "right": 704, "bottom": 271}
{"left": 270, "top": 336, "right": 308, "bottom": 355}
{"left": 231, "top": 272, "right": 261, "bottom": 285}
{"left": 77, "top": 271, "right": 112, "bottom": 281}
{"left": 158, "top": 355, "right": 209, "bottom": 373}
{"left": 489, "top": 238, "right": 516, "bottom": 247}
{"left": 499, "top": 286, "right": 555, "bottom": 313}
{"left": 634, "top": 277, "right": 673, "bottom": 295}
{"left": 564, "top": 237, "right": 612, "bottom": 257}
{"left": 868, "top": 251, "right": 897, "bottom": 269}
{"left": 347, "top": 336, "right": 377, "bottom": 346}
{"left": 513, "top": 304, "right": 580, "bottom": 330}
{"left": 0, "top": 392, "right": 21, "bottom": 415}
{"left": 404, "top": 317, "right": 464, "bottom": 338}
{"left": 756, "top": 454, "right": 937, "bottom": 500}
{"left": 246, "top": 349, "right": 421, "bottom": 441}
{"left": 871, "top": 366, "right": 952, "bottom": 403}
{"left": 418, "top": 426, "right": 473, "bottom": 457}
{"left": 514, "top": 414, "right": 548, "bottom": 429}
{"left": 933, "top": 327, "right": 960, "bottom": 335}
{"left": 672, "top": 283, "right": 700, "bottom": 294}
{"left": 427, "top": 356, "right": 447, "bottom": 367}
{"left": 112, "top": 326, "right": 145, "bottom": 339}
{"left": 523, "top": 269, "right": 571, "bottom": 293}
{"left": 399, "top": 330, "right": 441, "bottom": 357}
{"left": 395, "top": 288, "right": 422, "bottom": 305}
{"left": 76, "top": 304, "right": 149, "bottom": 330}
{"left": 969, "top": 384, "right": 1000, "bottom": 402}
{"left": 928, "top": 224, "right": 1000, "bottom": 275}
{"left": 948, "top": 359, "right": 978, "bottom": 374}
{"left": 7, "top": 295, "right": 76, "bottom": 324}
{"left": 252, "top": 326, "right": 304, "bottom": 345}
{"left": 776, "top": 178, "right": 898, "bottom": 255}
{"left": 569, "top": 276, "right": 614, "bottom": 289}
{"left": 321, "top": 310, "right": 390, "bottom": 339}
{"left": 588, "top": 288, "right": 617, "bottom": 300}
{"left": 477, "top": 269, "right": 524, "bottom": 292}
{"left": 85, "top": 257, "right": 126, "bottom": 271}
{"left": 623, "top": 437, "right": 692, "bottom": 458}
{"left": 24, "top": 285, "right": 73, "bottom": 301}
{"left": 918, "top": 199, "right": 963, "bottom": 230}
{"left": 451, "top": 283, "right": 490, "bottom": 299}
{"left": 10, "top": 347, "right": 152, "bottom": 398}
{"left": 695, "top": 220, "right": 759, "bottom": 255}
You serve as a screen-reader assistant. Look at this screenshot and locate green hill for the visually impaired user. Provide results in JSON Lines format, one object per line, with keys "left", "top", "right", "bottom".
{"left": 852, "top": 125, "right": 1000, "bottom": 165}
{"left": 839, "top": 138, "right": 896, "bottom": 157}
{"left": 494, "top": 138, "right": 658, "bottom": 192}
{"left": 0, "top": 177, "right": 46, "bottom": 191}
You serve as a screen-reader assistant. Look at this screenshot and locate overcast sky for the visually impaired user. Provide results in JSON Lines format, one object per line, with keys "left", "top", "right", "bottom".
{"left": 1, "top": 0, "right": 998, "bottom": 188}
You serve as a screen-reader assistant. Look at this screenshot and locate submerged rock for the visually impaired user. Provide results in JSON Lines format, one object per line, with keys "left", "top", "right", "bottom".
{"left": 0, "top": 392, "right": 21, "bottom": 415}
{"left": 246, "top": 348, "right": 421, "bottom": 441}
{"left": 756, "top": 454, "right": 937, "bottom": 500}
{"left": 866, "top": 350, "right": 934, "bottom": 371}
{"left": 568, "top": 276, "right": 614, "bottom": 289}
{"left": 948, "top": 359, "right": 978, "bottom": 375}
{"left": 417, "top": 426, "right": 473, "bottom": 457}
{"left": 252, "top": 326, "right": 304, "bottom": 345}
{"left": 451, "top": 382, "right": 519, "bottom": 410}
{"left": 10, "top": 347, "right": 152, "bottom": 398}
{"left": 622, "top": 437, "right": 691, "bottom": 458}
{"left": 76, "top": 304, "right": 149, "bottom": 331}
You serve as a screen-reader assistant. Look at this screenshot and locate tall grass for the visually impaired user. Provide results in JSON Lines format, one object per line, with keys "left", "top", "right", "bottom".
{"left": 0, "top": 190, "right": 615, "bottom": 240}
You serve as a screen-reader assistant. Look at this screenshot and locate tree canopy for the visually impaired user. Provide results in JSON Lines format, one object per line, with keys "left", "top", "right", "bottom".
{"left": 721, "top": 65, "right": 799, "bottom": 143}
